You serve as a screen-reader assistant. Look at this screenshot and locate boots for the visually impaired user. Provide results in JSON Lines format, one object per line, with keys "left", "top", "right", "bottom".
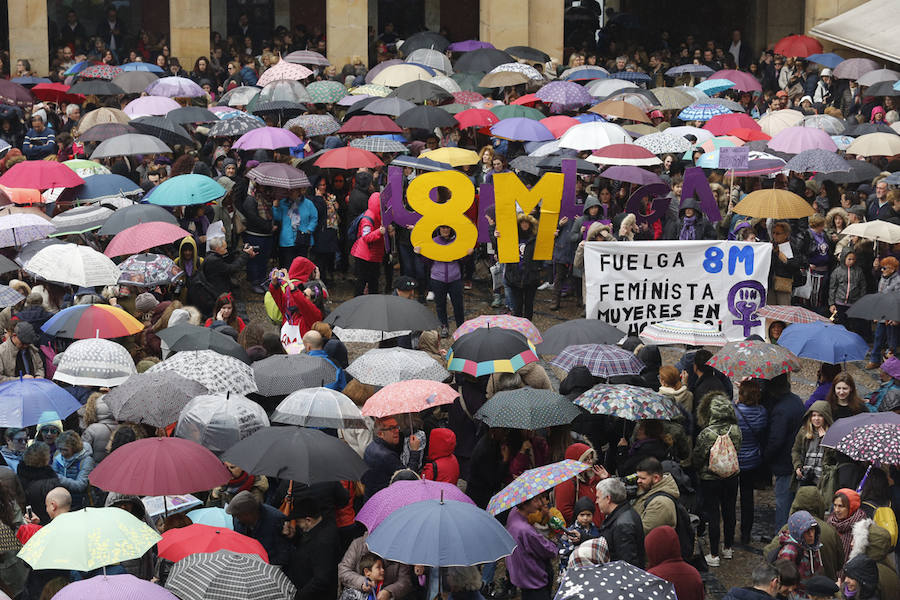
{"left": 550, "top": 291, "right": 561, "bottom": 311}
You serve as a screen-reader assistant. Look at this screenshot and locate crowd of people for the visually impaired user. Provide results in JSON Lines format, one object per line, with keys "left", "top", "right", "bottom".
{"left": 0, "top": 6, "right": 897, "bottom": 600}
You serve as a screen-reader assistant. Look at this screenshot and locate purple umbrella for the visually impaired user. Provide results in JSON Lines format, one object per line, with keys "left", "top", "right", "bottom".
{"left": 535, "top": 81, "right": 593, "bottom": 107}
{"left": 490, "top": 117, "right": 554, "bottom": 142}
{"left": 821, "top": 411, "right": 900, "bottom": 448}
{"left": 768, "top": 126, "right": 838, "bottom": 154}
{"left": 365, "top": 59, "right": 404, "bottom": 84}
{"left": 356, "top": 479, "right": 475, "bottom": 531}
{"left": 448, "top": 40, "right": 496, "bottom": 52}
{"left": 600, "top": 165, "right": 664, "bottom": 185}
{"left": 123, "top": 96, "right": 180, "bottom": 118}
{"left": 53, "top": 573, "right": 178, "bottom": 600}
{"left": 232, "top": 126, "right": 302, "bottom": 151}
{"left": 710, "top": 69, "right": 762, "bottom": 93}
{"left": 145, "top": 76, "right": 205, "bottom": 98}
{"left": 338, "top": 94, "right": 372, "bottom": 106}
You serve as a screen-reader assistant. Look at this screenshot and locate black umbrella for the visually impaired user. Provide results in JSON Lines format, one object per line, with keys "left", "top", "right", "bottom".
{"left": 157, "top": 324, "right": 250, "bottom": 363}
{"left": 474, "top": 388, "right": 581, "bottom": 429}
{"left": 104, "top": 371, "right": 209, "bottom": 427}
{"left": 77, "top": 122, "right": 138, "bottom": 142}
{"left": 388, "top": 80, "right": 452, "bottom": 104}
{"left": 814, "top": 159, "right": 882, "bottom": 184}
{"left": 361, "top": 97, "right": 416, "bottom": 117}
{"left": 130, "top": 116, "right": 194, "bottom": 146}
{"left": 844, "top": 122, "right": 899, "bottom": 136}
{"left": 505, "top": 46, "right": 551, "bottom": 63}
{"left": 252, "top": 354, "right": 338, "bottom": 397}
{"left": 864, "top": 80, "right": 900, "bottom": 97}
{"left": 98, "top": 203, "right": 179, "bottom": 236}
{"left": 847, "top": 292, "right": 900, "bottom": 321}
{"left": 0, "top": 254, "right": 18, "bottom": 275}
{"left": 454, "top": 48, "right": 515, "bottom": 73}
{"left": 324, "top": 294, "right": 441, "bottom": 332}
{"left": 449, "top": 327, "right": 533, "bottom": 365}
{"left": 396, "top": 105, "right": 457, "bottom": 130}
{"left": 537, "top": 156, "right": 600, "bottom": 174}
{"left": 207, "top": 114, "right": 265, "bottom": 138}
{"left": 167, "top": 106, "right": 218, "bottom": 124}
{"left": 537, "top": 319, "right": 626, "bottom": 355}
{"left": 69, "top": 80, "right": 125, "bottom": 96}
{"left": 345, "top": 96, "right": 381, "bottom": 116}
{"left": 400, "top": 31, "right": 450, "bottom": 55}
{"left": 220, "top": 425, "right": 369, "bottom": 483}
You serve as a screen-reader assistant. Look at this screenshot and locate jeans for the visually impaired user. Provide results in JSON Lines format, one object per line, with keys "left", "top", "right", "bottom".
{"left": 738, "top": 467, "right": 759, "bottom": 542}
{"left": 872, "top": 322, "right": 898, "bottom": 362}
{"left": 509, "top": 284, "right": 537, "bottom": 319}
{"left": 354, "top": 259, "right": 381, "bottom": 296}
{"left": 700, "top": 476, "right": 738, "bottom": 556}
{"left": 243, "top": 233, "right": 272, "bottom": 286}
{"left": 431, "top": 279, "right": 464, "bottom": 328}
{"left": 481, "top": 560, "right": 497, "bottom": 585}
{"left": 774, "top": 474, "right": 795, "bottom": 532}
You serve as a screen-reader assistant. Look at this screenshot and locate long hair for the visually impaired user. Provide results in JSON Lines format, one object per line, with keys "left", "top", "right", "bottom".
{"left": 212, "top": 292, "right": 240, "bottom": 329}
{"left": 826, "top": 372, "right": 866, "bottom": 416}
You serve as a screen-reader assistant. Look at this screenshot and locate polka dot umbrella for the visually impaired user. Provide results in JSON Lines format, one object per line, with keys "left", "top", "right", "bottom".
{"left": 556, "top": 561, "right": 677, "bottom": 600}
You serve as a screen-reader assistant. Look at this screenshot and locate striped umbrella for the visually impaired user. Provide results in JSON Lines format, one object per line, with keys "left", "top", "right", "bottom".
{"left": 550, "top": 344, "right": 644, "bottom": 377}
{"left": 165, "top": 550, "right": 295, "bottom": 600}
{"left": 453, "top": 315, "right": 542, "bottom": 344}
{"left": 41, "top": 304, "right": 144, "bottom": 339}
{"left": 678, "top": 103, "right": 732, "bottom": 121}
{"left": 247, "top": 163, "right": 310, "bottom": 189}
{"left": 639, "top": 320, "right": 728, "bottom": 346}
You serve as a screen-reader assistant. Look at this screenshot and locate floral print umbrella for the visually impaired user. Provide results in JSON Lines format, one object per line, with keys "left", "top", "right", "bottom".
{"left": 452, "top": 315, "right": 543, "bottom": 345}
{"left": 487, "top": 460, "right": 591, "bottom": 515}
{"left": 80, "top": 64, "right": 124, "bottom": 80}
{"left": 550, "top": 344, "right": 644, "bottom": 377}
{"left": 574, "top": 384, "right": 681, "bottom": 421}
{"left": 706, "top": 340, "right": 801, "bottom": 380}
{"left": 833, "top": 423, "right": 900, "bottom": 464}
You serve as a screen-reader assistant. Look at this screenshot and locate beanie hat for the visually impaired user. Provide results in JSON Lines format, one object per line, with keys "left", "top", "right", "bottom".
{"left": 834, "top": 488, "right": 861, "bottom": 515}
{"left": 843, "top": 554, "right": 879, "bottom": 590}
{"left": 573, "top": 496, "right": 595, "bottom": 517}
{"left": 135, "top": 293, "right": 159, "bottom": 314}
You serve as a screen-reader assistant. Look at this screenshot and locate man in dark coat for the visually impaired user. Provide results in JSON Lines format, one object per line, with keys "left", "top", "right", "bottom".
{"left": 228, "top": 490, "right": 291, "bottom": 566}
{"left": 361, "top": 417, "right": 403, "bottom": 501}
{"left": 347, "top": 171, "right": 374, "bottom": 227}
{"left": 722, "top": 563, "right": 779, "bottom": 600}
{"left": 596, "top": 477, "right": 645, "bottom": 568}
{"left": 287, "top": 498, "right": 342, "bottom": 600}
{"left": 762, "top": 373, "right": 805, "bottom": 532}
{"left": 202, "top": 237, "right": 256, "bottom": 300}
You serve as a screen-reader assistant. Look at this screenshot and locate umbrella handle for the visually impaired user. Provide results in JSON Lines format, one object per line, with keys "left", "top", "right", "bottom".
{"left": 857, "top": 464, "right": 873, "bottom": 494}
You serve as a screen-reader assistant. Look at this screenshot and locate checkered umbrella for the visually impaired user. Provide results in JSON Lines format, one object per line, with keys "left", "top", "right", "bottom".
{"left": 165, "top": 550, "right": 295, "bottom": 600}
{"left": 272, "top": 387, "right": 367, "bottom": 429}
{"left": 611, "top": 71, "right": 652, "bottom": 83}
{"left": 284, "top": 114, "right": 341, "bottom": 137}
{"left": 247, "top": 163, "right": 310, "bottom": 188}
{"left": 678, "top": 103, "right": 732, "bottom": 121}
{"left": 252, "top": 354, "right": 338, "bottom": 396}
{"left": 208, "top": 114, "right": 264, "bottom": 138}
{"left": 348, "top": 348, "right": 449, "bottom": 386}
{"left": 757, "top": 305, "right": 830, "bottom": 324}
{"left": 474, "top": 388, "right": 581, "bottom": 430}
{"left": 147, "top": 350, "right": 258, "bottom": 394}
{"left": 306, "top": 80, "right": 348, "bottom": 103}
{"left": 257, "top": 60, "right": 313, "bottom": 87}
{"left": 487, "top": 460, "right": 591, "bottom": 515}
{"left": 574, "top": 384, "right": 681, "bottom": 421}
{"left": 0, "top": 284, "right": 24, "bottom": 308}
{"left": 349, "top": 137, "right": 409, "bottom": 153}
{"left": 453, "top": 315, "right": 543, "bottom": 345}
{"left": 550, "top": 344, "right": 644, "bottom": 377}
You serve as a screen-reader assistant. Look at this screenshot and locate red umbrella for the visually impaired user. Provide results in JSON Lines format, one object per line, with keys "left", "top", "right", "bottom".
{"left": 104, "top": 221, "right": 192, "bottom": 257}
{"left": 590, "top": 144, "right": 660, "bottom": 166}
{"left": 0, "top": 185, "right": 43, "bottom": 205}
{"left": 710, "top": 69, "right": 762, "bottom": 93}
{"left": 314, "top": 147, "right": 384, "bottom": 169}
{"left": 774, "top": 35, "right": 823, "bottom": 58}
{"left": 512, "top": 93, "right": 540, "bottom": 106}
{"left": 451, "top": 91, "right": 485, "bottom": 104}
{"left": 31, "top": 83, "right": 85, "bottom": 105}
{"left": 729, "top": 127, "right": 771, "bottom": 142}
{"left": 454, "top": 108, "right": 499, "bottom": 129}
{"left": 89, "top": 437, "right": 231, "bottom": 496}
{"left": 0, "top": 161, "right": 84, "bottom": 190}
{"left": 158, "top": 524, "right": 269, "bottom": 563}
{"left": 338, "top": 115, "right": 402, "bottom": 135}
{"left": 540, "top": 115, "right": 579, "bottom": 138}
{"left": 703, "top": 113, "right": 760, "bottom": 135}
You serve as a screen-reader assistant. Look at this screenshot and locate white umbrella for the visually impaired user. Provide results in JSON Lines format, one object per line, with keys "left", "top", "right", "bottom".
{"left": 0, "top": 213, "right": 56, "bottom": 248}
{"left": 586, "top": 79, "right": 638, "bottom": 97}
{"left": 175, "top": 393, "right": 269, "bottom": 455}
{"left": 406, "top": 49, "right": 453, "bottom": 74}
{"left": 53, "top": 338, "right": 137, "bottom": 387}
{"left": 799, "top": 114, "right": 845, "bottom": 135}
{"left": 558, "top": 122, "right": 632, "bottom": 151}
{"left": 665, "top": 125, "right": 715, "bottom": 144}
{"left": 23, "top": 242, "right": 120, "bottom": 286}
{"left": 634, "top": 131, "right": 692, "bottom": 154}
{"left": 272, "top": 387, "right": 369, "bottom": 429}
{"left": 488, "top": 62, "right": 543, "bottom": 81}
{"left": 846, "top": 132, "right": 900, "bottom": 157}
{"left": 841, "top": 220, "right": 900, "bottom": 244}
{"left": 857, "top": 68, "right": 900, "bottom": 87}
{"left": 147, "top": 350, "right": 258, "bottom": 395}
{"left": 428, "top": 75, "right": 461, "bottom": 93}
{"left": 758, "top": 109, "right": 804, "bottom": 136}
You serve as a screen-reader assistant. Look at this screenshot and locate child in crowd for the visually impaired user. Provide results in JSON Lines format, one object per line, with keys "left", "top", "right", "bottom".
{"left": 340, "top": 552, "right": 385, "bottom": 600}
{"left": 558, "top": 496, "right": 600, "bottom": 572}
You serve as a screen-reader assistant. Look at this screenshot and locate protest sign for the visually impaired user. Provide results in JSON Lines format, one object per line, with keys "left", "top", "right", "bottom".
{"left": 718, "top": 146, "right": 750, "bottom": 170}
{"left": 584, "top": 241, "right": 772, "bottom": 340}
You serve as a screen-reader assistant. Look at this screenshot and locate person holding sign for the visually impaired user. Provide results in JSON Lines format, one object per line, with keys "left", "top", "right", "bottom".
{"left": 415, "top": 225, "right": 470, "bottom": 339}
{"left": 501, "top": 213, "right": 543, "bottom": 320}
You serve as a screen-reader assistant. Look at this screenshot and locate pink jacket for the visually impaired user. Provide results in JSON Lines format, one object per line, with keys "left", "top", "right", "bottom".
{"left": 350, "top": 192, "right": 385, "bottom": 263}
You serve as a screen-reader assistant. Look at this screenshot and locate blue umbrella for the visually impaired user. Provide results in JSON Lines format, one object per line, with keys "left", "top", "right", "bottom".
{"left": 74, "top": 174, "right": 142, "bottom": 203}
{"left": 0, "top": 378, "right": 82, "bottom": 427}
{"left": 64, "top": 61, "right": 92, "bottom": 76}
{"left": 678, "top": 103, "right": 732, "bottom": 121}
{"left": 120, "top": 62, "right": 165, "bottom": 73}
{"left": 11, "top": 76, "right": 51, "bottom": 87}
{"left": 575, "top": 113, "right": 606, "bottom": 123}
{"left": 696, "top": 78, "right": 735, "bottom": 95}
{"left": 366, "top": 498, "right": 515, "bottom": 567}
{"left": 777, "top": 322, "right": 869, "bottom": 363}
{"left": 145, "top": 174, "right": 226, "bottom": 206}
{"left": 490, "top": 117, "right": 554, "bottom": 142}
{"left": 564, "top": 69, "right": 608, "bottom": 82}
{"left": 807, "top": 53, "right": 844, "bottom": 69}
{"left": 186, "top": 507, "right": 235, "bottom": 530}
{"left": 665, "top": 64, "right": 715, "bottom": 77}
{"left": 611, "top": 71, "right": 651, "bottom": 83}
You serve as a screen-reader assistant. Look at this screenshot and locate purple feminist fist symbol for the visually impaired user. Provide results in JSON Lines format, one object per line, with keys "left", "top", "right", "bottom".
{"left": 728, "top": 281, "right": 766, "bottom": 337}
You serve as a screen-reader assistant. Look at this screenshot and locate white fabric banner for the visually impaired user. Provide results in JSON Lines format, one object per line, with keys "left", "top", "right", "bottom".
{"left": 584, "top": 241, "right": 772, "bottom": 341}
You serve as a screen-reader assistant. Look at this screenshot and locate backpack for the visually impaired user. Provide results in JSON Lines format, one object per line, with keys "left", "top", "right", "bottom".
{"left": 708, "top": 425, "right": 739, "bottom": 478}
{"left": 186, "top": 268, "right": 218, "bottom": 317}
{"left": 346, "top": 214, "right": 374, "bottom": 247}
{"left": 864, "top": 501, "right": 899, "bottom": 546}
{"left": 646, "top": 490, "right": 696, "bottom": 561}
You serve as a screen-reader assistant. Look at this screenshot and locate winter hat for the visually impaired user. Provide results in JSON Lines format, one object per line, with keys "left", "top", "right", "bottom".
{"left": 167, "top": 308, "right": 190, "bottom": 327}
{"left": 843, "top": 554, "right": 879, "bottom": 591}
{"left": 573, "top": 496, "right": 595, "bottom": 517}
{"left": 13, "top": 321, "right": 37, "bottom": 346}
{"left": 803, "top": 575, "right": 838, "bottom": 597}
{"left": 820, "top": 68, "right": 833, "bottom": 77}
{"left": 880, "top": 356, "right": 900, "bottom": 379}
{"left": 848, "top": 204, "right": 867, "bottom": 219}
{"left": 134, "top": 293, "right": 159, "bottom": 314}
{"left": 834, "top": 488, "right": 861, "bottom": 515}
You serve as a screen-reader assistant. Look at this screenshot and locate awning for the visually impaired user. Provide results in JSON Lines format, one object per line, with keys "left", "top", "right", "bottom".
{"left": 810, "top": 0, "right": 900, "bottom": 65}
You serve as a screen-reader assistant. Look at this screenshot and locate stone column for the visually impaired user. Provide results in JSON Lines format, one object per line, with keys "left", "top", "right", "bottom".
{"left": 210, "top": 0, "right": 228, "bottom": 41}
{"left": 9, "top": 0, "right": 50, "bottom": 77}
{"left": 528, "top": 0, "right": 564, "bottom": 64}
{"left": 274, "top": 0, "right": 291, "bottom": 30}
{"left": 327, "top": 0, "right": 368, "bottom": 69}
{"left": 424, "top": 0, "right": 440, "bottom": 32}
{"left": 171, "top": 0, "right": 211, "bottom": 68}
{"left": 479, "top": 0, "right": 529, "bottom": 51}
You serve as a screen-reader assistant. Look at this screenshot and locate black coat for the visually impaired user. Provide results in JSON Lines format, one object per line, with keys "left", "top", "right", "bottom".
{"left": 202, "top": 250, "right": 249, "bottom": 298}
{"left": 17, "top": 463, "right": 59, "bottom": 524}
{"left": 504, "top": 236, "right": 541, "bottom": 288}
{"left": 288, "top": 517, "right": 341, "bottom": 600}
{"left": 597, "top": 502, "right": 645, "bottom": 568}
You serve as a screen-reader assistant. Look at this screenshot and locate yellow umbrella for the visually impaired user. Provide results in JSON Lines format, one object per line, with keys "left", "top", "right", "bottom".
{"left": 846, "top": 132, "right": 900, "bottom": 157}
{"left": 757, "top": 109, "right": 803, "bottom": 136}
{"left": 733, "top": 189, "right": 814, "bottom": 219}
{"left": 421, "top": 148, "right": 481, "bottom": 166}
{"left": 371, "top": 64, "right": 433, "bottom": 87}
{"left": 479, "top": 71, "right": 530, "bottom": 88}
{"left": 590, "top": 99, "right": 651, "bottom": 123}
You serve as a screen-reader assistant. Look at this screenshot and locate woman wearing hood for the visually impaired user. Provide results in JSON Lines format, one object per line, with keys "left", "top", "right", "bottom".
{"left": 828, "top": 489, "right": 868, "bottom": 570}
{"left": 848, "top": 518, "right": 899, "bottom": 600}
{"left": 776, "top": 510, "right": 824, "bottom": 579}
{"left": 676, "top": 197, "right": 717, "bottom": 240}
{"left": 554, "top": 442, "right": 607, "bottom": 527}
{"left": 80, "top": 392, "right": 117, "bottom": 463}
{"left": 174, "top": 236, "right": 203, "bottom": 302}
{"left": 791, "top": 400, "right": 834, "bottom": 490}
{"left": 51, "top": 431, "right": 95, "bottom": 510}
{"left": 841, "top": 554, "right": 879, "bottom": 600}
{"left": 869, "top": 256, "right": 900, "bottom": 369}
{"left": 421, "top": 428, "right": 459, "bottom": 484}
{"left": 350, "top": 192, "right": 385, "bottom": 296}
{"left": 503, "top": 213, "right": 542, "bottom": 320}
{"left": 269, "top": 256, "right": 324, "bottom": 346}
{"left": 645, "top": 526, "right": 704, "bottom": 600}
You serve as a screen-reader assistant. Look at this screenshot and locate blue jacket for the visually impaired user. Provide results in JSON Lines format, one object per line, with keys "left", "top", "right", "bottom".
{"left": 868, "top": 379, "right": 900, "bottom": 412}
{"left": 362, "top": 437, "right": 403, "bottom": 501}
{"left": 307, "top": 349, "right": 347, "bottom": 390}
{"left": 735, "top": 403, "right": 768, "bottom": 470}
{"left": 51, "top": 447, "right": 95, "bottom": 509}
{"left": 239, "top": 66, "right": 258, "bottom": 86}
{"left": 273, "top": 197, "right": 318, "bottom": 248}
{"left": 763, "top": 392, "right": 805, "bottom": 476}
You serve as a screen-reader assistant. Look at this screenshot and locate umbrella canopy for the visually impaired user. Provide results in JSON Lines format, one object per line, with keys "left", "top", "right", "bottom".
{"left": 233, "top": 127, "right": 301, "bottom": 151}
{"left": 77, "top": 122, "right": 139, "bottom": 142}
{"left": 475, "top": 387, "right": 581, "bottom": 429}
{"left": 846, "top": 132, "right": 900, "bottom": 157}
{"left": 0, "top": 284, "right": 24, "bottom": 308}
{"left": 768, "top": 126, "right": 837, "bottom": 153}
{"left": 349, "top": 137, "right": 409, "bottom": 153}
{"left": 368, "top": 499, "right": 515, "bottom": 567}
{"left": 208, "top": 114, "right": 265, "bottom": 138}
{"left": 314, "top": 147, "right": 384, "bottom": 169}
{"left": 558, "top": 122, "right": 632, "bottom": 151}
{"left": 589, "top": 99, "right": 650, "bottom": 123}
{"left": 361, "top": 96, "right": 416, "bottom": 117}
{"left": 272, "top": 387, "right": 366, "bottom": 429}
{"left": 0, "top": 161, "right": 84, "bottom": 190}
{"left": 72, "top": 173, "right": 142, "bottom": 204}
{"left": 247, "top": 163, "right": 310, "bottom": 189}
{"left": 104, "top": 221, "right": 191, "bottom": 257}
{"left": 90, "top": 437, "right": 230, "bottom": 495}
{"left": 104, "top": 371, "right": 208, "bottom": 425}
{"left": 257, "top": 59, "right": 313, "bottom": 87}
{"left": 589, "top": 144, "right": 660, "bottom": 166}
{"left": 447, "top": 328, "right": 538, "bottom": 377}
{"left": 488, "top": 460, "right": 591, "bottom": 515}
{"left": 362, "top": 380, "right": 459, "bottom": 418}
{"left": 221, "top": 425, "right": 369, "bottom": 483}
{"left": 833, "top": 57, "right": 880, "bottom": 80}
{"left": 305, "top": 80, "right": 348, "bottom": 103}
{"left": 371, "top": 64, "right": 434, "bottom": 87}
{"left": 774, "top": 34, "right": 823, "bottom": 57}
{"left": 453, "top": 315, "right": 542, "bottom": 345}
{"left": 0, "top": 80, "right": 35, "bottom": 107}
{"left": 389, "top": 80, "right": 452, "bottom": 104}
{"left": 639, "top": 320, "right": 728, "bottom": 346}
{"left": 348, "top": 348, "right": 450, "bottom": 386}
{"left": 219, "top": 86, "right": 261, "bottom": 107}
{"left": 168, "top": 106, "right": 218, "bottom": 124}
{"left": 599, "top": 165, "right": 663, "bottom": 186}
{"left": 406, "top": 48, "right": 454, "bottom": 74}
{"left": 536, "top": 81, "right": 593, "bottom": 107}
{"left": 324, "top": 294, "right": 441, "bottom": 332}
{"left": 357, "top": 479, "right": 474, "bottom": 532}
{"left": 703, "top": 113, "right": 760, "bottom": 136}
{"left": 678, "top": 103, "right": 731, "bottom": 121}
{"left": 147, "top": 350, "right": 258, "bottom": 394}
{"left": 117, "top": 253, "right": 184, "bottom": 288}
{"left": 557, "top": 562, "right": 677, "bottom": 600}
{"left": 634, "top": 131, "right": 692, "bottom": 154}
{"left": 41, "top": 304, "right": 143, "bottom": 339}
{"left": 53, "top": 574, "right": 179, "bottom": 600}
{"left": 784, "top": 148, "right": 851, "bottom": 173}
{"left": 707, "top": 340, "right": 801, "bottom": 380}
{"left": 0, "top": 378, "right": 81, "bottom": 427}
{"left": 777, "top": 322, "right": 869, "bottom": 363}
{"left": 165, "top": 550, "right": 295, "bottom": 600}
{"left": 18, "top": 507, "right": 160, "bottom": 571}
{"left": 832, "top": 423, "right": 900, "bottom": 464}
{"left": 418, "top": 147, "right": 480, "bottom": 166}
{"left": 53, "top": 337, "right": 136, "bottom": 387}
{"left": 130, "top": 116, "right": 193, "bottom": 146}
{"left": 848, "top": 292, "right": 900, "bottom": 321}
{"left": 455, "top": 48, "right": 514, "bottom": 72}
{"left": 0, "top": 214, "right": 56, "bottom": 248}
{"left": 175, "top": 393, "right": 269, "bottom": 454}
{"left": 283, "top": 114, "right": 340, "bottom": 136}
{"left": 78, "top": 107, "right": 131, "bottom": 131}
{"left": 187, "top": 507, "right": 234, "bottom": 529}
{"left": 822, "top": 412, "right": 900, "bottom": 448}
{"left": 537, "top": 319, "right": 625, "bottom": 355}
{"left": 91, "top": 133, "right": 172, "bottom": 159}
{"left": 709, "top": 69, "right": 762, "bottom": 92}
{"left": 123, "top": 95, "right": 180, "bottom": 117}
{"left": 23, "top": 243, "right": 120, "bottom": 287}
{"left": 403, "top": 31, "right": 452, "bottom": 54}
{"left": 251, "top": 353, "right": 338, "bottom": 397}
{"left": 550, "top": 344, "right": 644, "bottom": 377}
{"left": 396, "top": 105, "right": 457, "bottom": 129}
{"left": 158, "top": 324, "right": 250, "bottom": 363}
{"left": 574, "top": 383, "right": 681, "bottom": 420}
{"left": 733, "top": 189, "right": 814, "bottom": 219}
{"left": 338, "top": 115, "right": 402, "bottom": 135}
{"left": 490, "top": 118, "right": 554, "bottom": 142}
{"left": 145, "top": 76, "right": 204, "bottom": 98}
{"left": 111, "top": 70, "right": 160, "bottom": 94}
{"left": 757, "top": 305, "right": 830, "bottom": 324}
{"left": 758, "top": 109, "right": 805, "bottom": 136}
{"left": 159, "top": 524, "right": 267, "bottom": 563}
{"left": 81, "top": 64, "right": 124, "bottom": 79}
{"left": 284, "top": 50, "right": 330, "bottom": 66}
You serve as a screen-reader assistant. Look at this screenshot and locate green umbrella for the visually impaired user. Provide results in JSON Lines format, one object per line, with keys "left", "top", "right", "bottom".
{"left": 451, "top": 72, "right": 490, "bottom": 94}
{"left": 491, "top": 105, "right": 544, "bottom": 121}
{"left": 439, "top": 103, "right": 470, "bottom": 114}
{"left": 18, "top": 507, "right": 161, "bottom": 571}
{"left": 306, "top": 80, "right": 348, "bottom": 103}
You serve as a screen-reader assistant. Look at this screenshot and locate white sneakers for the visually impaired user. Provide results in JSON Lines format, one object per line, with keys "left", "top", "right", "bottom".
{"left": 704, "top": 554, "right": 720, "bottom": 567}
{"left": 721, "top": 548, "right": 733, "bottom": 559}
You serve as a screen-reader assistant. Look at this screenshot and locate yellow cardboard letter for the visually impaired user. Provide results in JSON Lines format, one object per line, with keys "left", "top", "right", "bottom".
{"left": 494, "top": 172, "right": 564, "bottom": 263}
{"left": 408, "top": 170, "right": 478, "bottom": 262}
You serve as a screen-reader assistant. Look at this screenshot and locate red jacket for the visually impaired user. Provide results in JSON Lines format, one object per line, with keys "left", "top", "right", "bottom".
{"left": 421, "top": 428, "right": 459, "bottom": 484}
{"left": 646, "top": 526, "right": 704, "bottom": 600}
{"left": 554, "top": 442, "right": 603, "bottom": 527}
{"left": 350, "top": 192, "right": 385, "bottom": 263}
{"left": 268, "top": 256, "right": 322, "bottom": 332}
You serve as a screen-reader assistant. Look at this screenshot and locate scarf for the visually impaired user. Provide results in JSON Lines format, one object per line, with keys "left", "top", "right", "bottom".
{"left": 827, "top": 508, "right": 866, "bottom": 566}
{"left": 225, "top": 471, "right": 255, "bottom": 497}
{"left": 288, "top": 199, "right": 302, "bottom": 230}
{"left": 255, "top": 195, "right": 273, "bottom": 222}
{"left": 323, "top": 195, "right": 339, "bottom": 229}
{"left": 679, "top": 215, "right": 698, "bottom": 240}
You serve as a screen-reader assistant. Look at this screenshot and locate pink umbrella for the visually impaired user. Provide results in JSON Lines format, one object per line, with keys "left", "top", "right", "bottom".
{"left": 768, "top": 126, "right": 837, "bottom": 154}
{"left": 104, "top": 222, "right": 192, "bottom": 257}
{"left": 362, "top": 379, "right": 458, "bottom": 418}
{"left": 314, "top": 147, "right": 384, "bottom": 169}
{"left": 710, "top": 69, "right": 762, "bottom": 93}
{"left": 123, "top": 96, "right": 180, "bottom": 117}
{"left": 232, "top": 126, "right": 301, "bottom": 150}
{"left": 589, "top": 144, "right": 661, "bottom": 166}
{"left": 0, "top": 161, "right": 84, "bottom": 190}
{"left": 540, "top": 115, "right": 579, "bottom": 138}
{"left": 703, "top": 113, "right": 760, "bottom": 136}
{"left": 452, "top": 314, "right": 543, "bottom": 344}
{"left": 257, "top": 59, "right": 314, "bottom": 87}
{"left": 357, "top": 479, "right": 475, "bottom": 531}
